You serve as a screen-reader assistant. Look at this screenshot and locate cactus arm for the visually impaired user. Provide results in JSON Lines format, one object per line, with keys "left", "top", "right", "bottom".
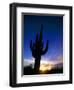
{"left": 30, "top": 40, "right": 33, "bottom": 51}
{"left": 41, "top": 40, "right": 48, "bottom": 55}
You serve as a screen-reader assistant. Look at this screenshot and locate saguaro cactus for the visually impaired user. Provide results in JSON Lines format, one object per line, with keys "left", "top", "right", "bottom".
{"left": 30, "top": 24, "right": 48, "bottom": 73}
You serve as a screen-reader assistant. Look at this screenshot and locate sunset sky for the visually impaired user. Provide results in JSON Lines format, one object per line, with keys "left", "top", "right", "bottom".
{"left": 23, "top": 15, "right": 63, "bottom": 67}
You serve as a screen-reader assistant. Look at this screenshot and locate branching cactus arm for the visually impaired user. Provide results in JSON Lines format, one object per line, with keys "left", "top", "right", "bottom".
{"left": 30, "top": 40, "right": 33, "bottom": 51}
{"left": 41, "top": 40, "right": 48, "bottom": 55}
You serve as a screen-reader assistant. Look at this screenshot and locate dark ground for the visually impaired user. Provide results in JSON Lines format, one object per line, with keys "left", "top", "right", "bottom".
{"left": 23, "top": 66, "right": 63, "bottom": 75}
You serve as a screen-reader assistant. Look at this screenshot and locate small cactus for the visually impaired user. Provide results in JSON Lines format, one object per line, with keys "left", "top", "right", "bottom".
{"left": 30, "top": 24, "right": 48, "bottom": 73}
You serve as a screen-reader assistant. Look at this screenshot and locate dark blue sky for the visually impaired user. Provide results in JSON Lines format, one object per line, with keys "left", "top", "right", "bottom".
{"left": 23, "top": 15, "right": 63, "bottom": 61}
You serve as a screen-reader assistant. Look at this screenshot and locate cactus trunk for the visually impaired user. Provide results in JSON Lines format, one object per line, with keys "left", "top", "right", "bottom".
{"left": 34, "top": 57, "right": 41, "bottom": 73}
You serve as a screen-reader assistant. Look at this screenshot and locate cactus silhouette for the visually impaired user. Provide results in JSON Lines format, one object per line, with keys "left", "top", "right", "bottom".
{"left": 30, "top": 24, "right": 48, "bottom": 73}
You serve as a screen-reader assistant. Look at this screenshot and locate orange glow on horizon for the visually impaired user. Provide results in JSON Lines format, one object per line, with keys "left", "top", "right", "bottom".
{"left": 39, "top": 63, "right": 53, "bottom": 72}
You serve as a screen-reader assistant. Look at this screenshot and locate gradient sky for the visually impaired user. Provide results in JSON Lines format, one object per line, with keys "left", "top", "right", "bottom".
{"left": 23, "top": 15, "right": 63, "bottom": 61}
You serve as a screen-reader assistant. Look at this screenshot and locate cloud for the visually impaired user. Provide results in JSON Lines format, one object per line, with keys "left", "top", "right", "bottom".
{"left": 23, "top": 55, "right": 63, "bottom": 69}
{"left": 24, "top": 58, "right": 35, "bottom": 68}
